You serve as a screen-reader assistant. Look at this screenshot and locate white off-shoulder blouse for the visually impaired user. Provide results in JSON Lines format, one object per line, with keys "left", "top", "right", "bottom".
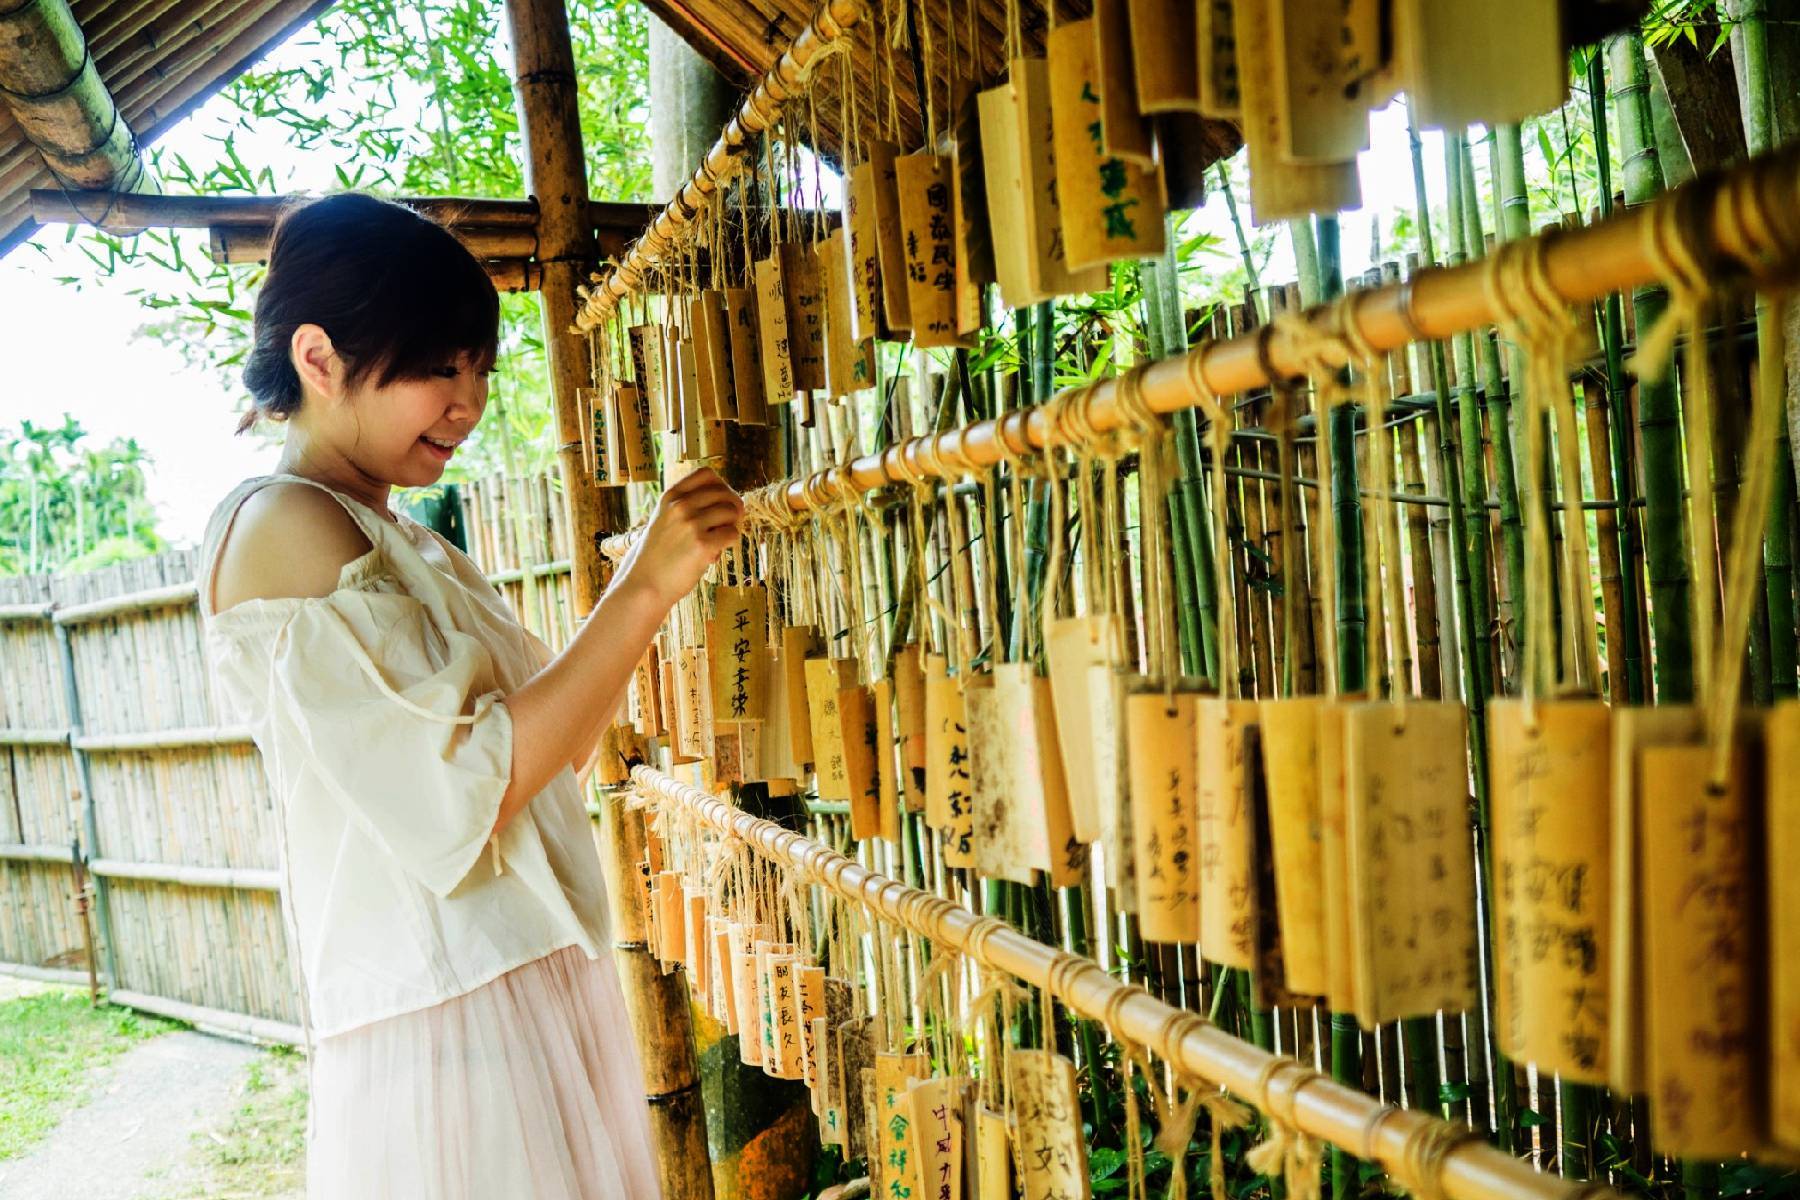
{"left": 199, "top": 474, "right": 610, "bottom": 1041}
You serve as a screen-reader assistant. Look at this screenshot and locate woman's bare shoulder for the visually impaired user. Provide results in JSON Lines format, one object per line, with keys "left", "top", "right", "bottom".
{"left": 211, "top": 482, "right": 376, "bottom": 613}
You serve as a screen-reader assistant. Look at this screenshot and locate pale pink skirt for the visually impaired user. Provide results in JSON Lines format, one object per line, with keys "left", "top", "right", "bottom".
{"left": 306, "top": 944, "right": 663, "bottom": 1199}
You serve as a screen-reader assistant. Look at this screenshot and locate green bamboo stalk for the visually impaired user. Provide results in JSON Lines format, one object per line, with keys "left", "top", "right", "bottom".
{"left": 1609, "top": 32, "right": 1695, "bottom": 704}
{"left": 1731, "top": 0, "right": 1799, "bottom": 699}
{"left": 1586, "top": 48, "right": 1651, "bottom": 705}
{"left": 1290, "top": 217, "right": 1323, "bottom": 309}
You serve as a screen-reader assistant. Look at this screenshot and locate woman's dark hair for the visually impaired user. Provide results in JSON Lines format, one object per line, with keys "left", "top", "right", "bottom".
{"left": 238, "top": 193, "right": 500, "bottom": 433}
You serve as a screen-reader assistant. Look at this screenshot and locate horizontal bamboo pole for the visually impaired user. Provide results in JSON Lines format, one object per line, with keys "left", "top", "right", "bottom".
{"left": 0, "top": 841, "right": 77, "bottom": 864}
{"left": 208, "top": 223, "right": 539, "bottom": 264}
{"left": 0, "top": 961, "right": 89, "bottom": 988}
{"left": 107, "top": 988, "right": 303, "bottom": 1045}
{"left": 89, "top": 858, "right": 279, "bottom": 891}
{"left": 28, "top": 189, "right": 656, "bottom": 236}
{"left": 0, "top": 601, "right": 53, "bottom": 623}
{"left": 490, "top": 258, "right": 544, "bottom": 293}
{"left": 0, "top": 727, "right": 71, "bottom": 747}
{"left": 630, "top": 766, "right": 1611, "bottom": 1200}
{"left": 572, "top": 0, "right": 865, "bottom": 329}
{"left": 73, "top": 726, "right": 253, "bottom": 752}
{"left": 53, "top": 581, "right": 196, "bottom": 624}
{"left": 485, "top": 558, "right": 572, "bottom": 585}
{"left": 748, "top": 146, "right": 1800, "bottom": 515}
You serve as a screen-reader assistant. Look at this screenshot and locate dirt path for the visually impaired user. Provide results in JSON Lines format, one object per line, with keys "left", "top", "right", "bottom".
{"left": 0, "top": 1029, "right": 260, "bottom": 1200}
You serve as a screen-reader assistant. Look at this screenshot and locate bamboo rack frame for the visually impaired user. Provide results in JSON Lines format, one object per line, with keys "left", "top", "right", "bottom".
{"left": 571, "top": 0, "right": 865, "bottom": 329}
{"left": 645, "top": 145, "right": 1794, "bottom": 516}
{"left": 631, "top": 766, "right": 1606, "bottom": 1200}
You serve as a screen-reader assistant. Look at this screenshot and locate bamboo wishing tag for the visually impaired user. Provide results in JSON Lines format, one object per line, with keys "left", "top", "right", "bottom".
{"left": 781, "top": 242, "right": 827, "bottom": 393}
{"left": 820, "top": 228, "right": 875, "bottom": 396}
{"left": 753, "top": 255, "right": 796, "bottom": 403}
{"left": 629, "top": 325, "right": 671, "bottom": 431}
{"left": 1270, "top": 0, "right": 1371, "bottom": 163}
{"left": 1774, "top": 700, "right": 1800, "bottom": 1150}
{"left": 1317, "top": 699, "right": 1358, "bottom": 1012}
{"left": 1092, "top": 0, "right": 1155, "bottom": 164}
{"left": 894, "top": 153, "right": 965, "bottom": 349}
{"left": 804, "top": 655, "right": 849, "bottom": 801}
{"left": 1258, "top": 696, "right": 1327, "bottom": 996}
{"left": 1343, "top": 701, "right": 1478, "bottom": 1028}
{"left": 710, "top": 919, "right": 734, "bottom": 1028}
{"left": 867, "top": 140, "right": 913, "bottom": 332}
{"left": 632, "top": 644, "right": 662, "bottom": 738}
{"left": 674, "top": 647, "right": 715, "bottom": 759}
{"left": 711, "top": 585, "right": 770, "bottom": 723}
{"left": 795, "top": 964, "right": 827, "bottom": 1088}
{"left": 894, "top": 643, "right": 928, "bottom": 789}
{"left": 1488, "top": 699, "right": 1612, "bottom": 1083}
{"left": 654, "top": 871, "right": 684, "bottom": 965}
{"left": 838, "top": 673, "right": 883, "bottom": 840}
{"left": 845, "top": 162, "right": 883, "bottom": 341}
{"left": 613, "top": 383, "right": 657, "bottom": 483}
{"left": 724, "top": 286, "right": 768, "bottom": 425}
{"left": 684, "top": 888, "right": 709, "bottom": 1002}
{"left": 1125, "top": 0, "right": 1200, "bottom": 112}
{"left": 1232, "top": 0, "right": 1360, "bottom": 222}
{"left": 836, "top": 1015, "right": 876, "bottom": 1159}
{"left": 1390, "top": 0, "right": 1564, "bottom": 129}
{"left": 1047, "top": 20, "right": 1167, "bottom": 272}
{"left": 1640, "top": 740, "right": 1764, "bottom": 1157}
{"left": 926, "top": 663, "right": 977, "bottom": 868}
{"left": 758, "top": 637, "right": 803, "bottom": 786}
{"left": 1008, "top": 1050, "right": 1091, "bottom": 1200}
{"left": 1126, "top": 687, "right": 1200, "bottom": 943}
{"left": 994, "top": 662, "right": 1085, "bottom": 886}
{"left": 658, "top": 656, "right": 683, "bottom": 755}
{"left": 770, "top": 955, "right": 805, "bottom": 1080}
{"left": 977, "top": 80, "right": 1041, "bottom": 310}
{"left": 968, "top": 674, "right": 1035, "bottom": 884}
{"left": 876, "top": 1052, "right": 932, "bottom": 1199}
{"left": 950, "top": 98, "right": 993, "bottom": 337}
{"left": 1196, "top": 697, "right": 1258, "bottom": 970}
{"left": 1044, "top": 618, "right": 1113, "bottom": 843}
{"left": 1015, "top": 57, "right": 1108, "bottom": 303}
{"left": 872, "top": 678, "right": 901, "bottom": 841}
{"left": 906, "top": 1076, "right": 964, "bottom": 1200}
{"left": 732, "top": 935, "right": 761, "bottom": 1054}
{"left": 1195, "top": 0, "right": 1241, "bottom": 117}
{"left": 976, "top": 1105, "right": 1011, "bottom": 1200}
{"left": 694, "top": 289, "right": 735, "bottom": 421}
{"left": 784, "top": 625, "right": 823, "bottom": 766}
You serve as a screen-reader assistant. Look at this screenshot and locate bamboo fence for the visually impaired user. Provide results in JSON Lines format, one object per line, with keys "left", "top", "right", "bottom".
{"left": 0, "top": 471, "right": 578, "bottom": 1041}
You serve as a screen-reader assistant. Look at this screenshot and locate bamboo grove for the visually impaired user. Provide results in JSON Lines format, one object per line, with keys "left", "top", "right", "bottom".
{"left": 570, "top": 2, "right": 1800, "bottom": 1198}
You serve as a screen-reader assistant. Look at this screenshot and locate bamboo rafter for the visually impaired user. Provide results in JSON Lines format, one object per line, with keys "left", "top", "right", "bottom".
{"left": 570, "top": 0, "right": 865, "bottom": 330}
{"left": 629, "top": 765, "right": 1610, "bottom": 1200}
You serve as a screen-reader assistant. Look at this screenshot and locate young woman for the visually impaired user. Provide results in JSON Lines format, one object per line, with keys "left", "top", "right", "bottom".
{"left": 199, "top": 193, "right": 742, "bottom": 1199}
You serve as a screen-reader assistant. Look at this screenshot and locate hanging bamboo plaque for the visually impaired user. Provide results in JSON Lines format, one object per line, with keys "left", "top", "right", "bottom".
{"left": 994, "top": 662, "right": 1083, "bottom": 885}
{"left": 816, "top": 979, "right": 856, "bottom": 1145}
{"left": 1048, "top": 20, "right": 1168, "bottom": 271}
{"left": 581, "top": 387, "right": 613, "bottom": 483}
{"left": 1231, "top": 0, "right": 1360, "bottom": 222}
{"left": 1318, "top": 700, "right": 1356, "bottom": 1010}
{"left": 1343, "top": 701, "right": 1478, "bottom": 1028}
{"left": 694, "top": 289, "right": 735, "bottom": 420}
{"left": 783, "top": 625, "right": 823, "bottom": 766}
{"left": 1195, "top": 0, "right": 1241, "bottom": 117}
{"left": 724, "top": 286, "right": 769, "bottom": 425}
{"left": 895, "top": 152, "right": 965, "bottom": 349}
{"left": 977, "top": 80, "right": 1040, "bottom": 310}
{"left": 1008, "top": 1050, "right": 1091, "bottom": 1200}
{"left": 929, "top": 667, "right": 977, "bottom": 869}
{"left": 1126, "top": 688, "right": 1200, "bottom": 943}
{"left": 613, "top": 383, "right": 657, "bottom": 482}
{"left": 1270, "top": 0, "right": 1371, "bottom": 163}
{"left": 710, "top": 918, "right": 735, "bottom": 1028}
{"left": 1092, "top": 0, "right": 1155, "bottom": 164}
{"left": 661, "top": 317, "right": 685, "bottom": 436}
{"left": 876, "top": 1052, "right": 932, "bottom": 1200}
{"left": 659, "top": 657, "right": 683, "bottom": 757}
{"left": 894, "top": 642, "right": 928, "bottom": 787}
{"left": 781, "top": 242, "right": 827, "bottom": 393}
{"left": 1390, "top": 0, "right": 1564, "bottom": 129}
{"left": 1196, "top": 697, "right": 1257, "bottom": 970}
{"left": 968, "top": 674, "right": 1033, "bottom": 883}
{"left": 1774, "top": 700, "right": 1800, "bottom": 1150}
{"left": 795, "top": 963, "right": 827, "bottom": 1087}
{"left": 950, "top": 98, "right": 993, "bottom": 337}
{"left": 754, "top": 254, "right": 796, "bottom": 404}
{"left": 1260, "top": 696, "right": 1326, "bottom": 995}
{"left": 675, "top": 646, "right": 715, "bottom": 758}
{"left": 820, "top": 227, "right": 876, "bottom": 395}
{"left": 976, "top": 1105, "right": 1011, "bottom": 1200}
{"left": 770, "top": 955, "right": 805, "bottom": 1080}
{"left": 1125, "top": 0, "right": 1199, "bottom": 112}
{"left": 629, "top": 324, "right": 671, "bottom": 431}
{"left": 711, "top": 584, "right": 770, "bottom": 723}
{"left": 872, "top": 678, "right": 901, "bottom": 841}
{"left": 653, "top": 870, "right": 682, "bottom": 965}
{"left": 684, "top": 888, "right": 709, "bottom": 1003}
{"left": 759, "top": 639, "right": 804, "bottom": 786}
{"left": 1044, "top": 616, "right": 1114, "bottom": 843}
{"left": 906, "top": 1076, "right": 964, "bottom": 1200}
{"left": 1640, "top": 740, "right": 1763, "bottom": 1158}
{"left": 1017, "top": 57, "right": 1109, "bottom": 302}
{"left": 837, "top": 673, "right": 883, "bottom": 840}
{"left": 836, "top": 1015, "right": 876, "bottom": 1158}
{"left": 845, "top": 162, "right": 883, "bottom": 341}
{"left": 867, "top": 139, "right": 914, "bottom": 332}
{"left": 1488, "top": 698, "right": 1612, "bottom": 1083}
{"left": 633, "top": 644, "right": 663, "bottom": 738}
{"left": 1607, "top": 705, "right": 1701, "bottom": 1095}
{"left": 804, "top": 655, "right": 850, "bottom": 801}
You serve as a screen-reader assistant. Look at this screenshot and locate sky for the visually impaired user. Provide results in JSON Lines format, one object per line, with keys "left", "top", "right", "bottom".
{"left": 0, "top": 26, "right": 1455, "bottom": 549}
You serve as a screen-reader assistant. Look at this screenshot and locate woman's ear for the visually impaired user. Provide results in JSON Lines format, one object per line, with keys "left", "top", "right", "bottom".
{"left": 290, "top": 324, "right": 344, "bottom": 401}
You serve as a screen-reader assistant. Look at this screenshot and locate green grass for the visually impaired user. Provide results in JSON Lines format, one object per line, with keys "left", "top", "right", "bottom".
{"left": 168, "top": 1047, "right": 308, "bottom": 1199}
{"left": 0, "top": 988, "right": 179, "bottom": 1162}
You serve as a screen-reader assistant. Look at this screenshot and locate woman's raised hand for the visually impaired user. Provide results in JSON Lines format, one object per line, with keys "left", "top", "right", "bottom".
{"left": 617, "top": 468, "right": 745, "bottom": 609}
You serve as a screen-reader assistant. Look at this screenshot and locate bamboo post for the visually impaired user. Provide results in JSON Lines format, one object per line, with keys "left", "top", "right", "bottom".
{"left": 501, "top": 0, "right": 708, "bottom": 1192}
{"left": 0, "top": 0, "right": 153, "bottom": 192}
{"left": 55, "top": 622, "right": 118, "bottom": 991}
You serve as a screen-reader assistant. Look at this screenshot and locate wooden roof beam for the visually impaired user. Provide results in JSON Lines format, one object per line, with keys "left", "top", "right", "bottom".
{"left": 0, "top": 0, "right": 155, "bottom": 194}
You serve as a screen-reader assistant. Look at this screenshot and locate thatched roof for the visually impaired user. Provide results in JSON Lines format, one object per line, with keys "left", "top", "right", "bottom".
{"left": 0, "top": 0, "right": 334, "bottom": 257}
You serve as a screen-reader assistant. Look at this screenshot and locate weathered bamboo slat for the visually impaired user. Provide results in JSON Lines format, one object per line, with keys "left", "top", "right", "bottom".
{"left": 0, "top": 961, "right": 88, "bottom": 987}
{"left": 0, "top": 601, "right": 54, "bottom": 623}
{"left": 632, "top": 765, "right": 1603, "bottom": 1200}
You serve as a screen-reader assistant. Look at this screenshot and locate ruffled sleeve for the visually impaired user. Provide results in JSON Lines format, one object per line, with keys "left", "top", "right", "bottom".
{"left": 230, "top": 587, "right": 514, "bottom": 898}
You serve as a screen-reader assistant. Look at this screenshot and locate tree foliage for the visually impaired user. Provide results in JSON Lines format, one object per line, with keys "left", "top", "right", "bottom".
{"left": 0, "top": 418, "right": 161, "bottom": 576}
